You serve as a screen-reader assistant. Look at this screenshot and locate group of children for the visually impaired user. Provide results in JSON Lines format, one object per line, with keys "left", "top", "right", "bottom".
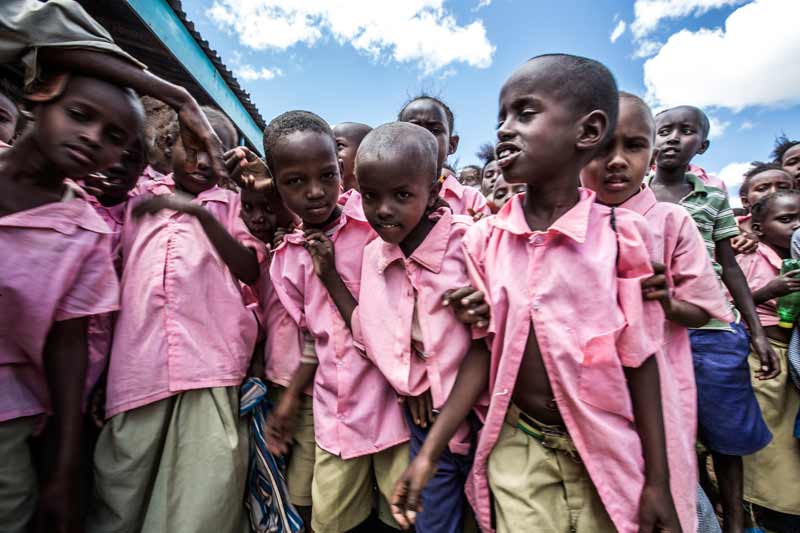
{"left": 1, "top": 2, "right": 800, "bottom": 533}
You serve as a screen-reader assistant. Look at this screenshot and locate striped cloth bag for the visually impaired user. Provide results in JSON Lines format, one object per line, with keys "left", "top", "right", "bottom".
{"left": 240, "top": 378, "right": 303, "bottom": 533}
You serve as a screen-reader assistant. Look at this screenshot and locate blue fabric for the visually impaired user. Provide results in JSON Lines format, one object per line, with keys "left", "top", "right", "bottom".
{"left": 789, "top": 325, "right": 800, "bottom": 390}
{"left": 405, "top": 409, "right": 474, "bottom": 533}
{"left": 240, "top": 378, "right": 303, "bottom": 533}
{"left": 689, "top": 322, "right": 772, "bottom": 455}
{"left": 697, "top": 485, "right": 722, "bottom": 533}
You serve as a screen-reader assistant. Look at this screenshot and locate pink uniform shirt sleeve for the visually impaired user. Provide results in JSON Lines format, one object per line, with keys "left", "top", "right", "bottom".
{"left": 55, "top": 232, "right": 119, "bottom": 321}
{"left": 268, "top": 243, "right": 308, "bottom": 329}
{"left": 461, "top": 223, "right": 493, "bottom": 340}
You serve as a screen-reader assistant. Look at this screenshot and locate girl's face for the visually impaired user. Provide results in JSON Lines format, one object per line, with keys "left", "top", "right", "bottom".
{"left": 754, "top": 194, "right": 800, "bottom": 251}
{"left": 491, "top": 174, "right": 526, "bottom": 210}
{"left": 481, "top": 160, "right": 501, "bottom": 197}
{"left": 171, "top": 136, "right": 219, "bottom": 196}
{"left": 743, "top": 170, "right": 793, "bottom": 210}
{"left": 399, "top": 99, "right": 458, "bottom": 173}
{"left": 781, "top": 144, "right": 800, "bottom": 184}
{"left": 582, "top": 98, "right": 654, "bottom": 206}
{"left": 35, "top": 76, "right": 136, "bottom": 179}
{"left": 83, "top": 136, "right": 147, "bottom": 205}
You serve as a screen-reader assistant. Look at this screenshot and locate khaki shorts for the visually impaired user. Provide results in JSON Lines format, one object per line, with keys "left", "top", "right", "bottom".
{"left": 268, "top": 385, "right": 315, "bottom": 507}
{"left": 311, "top": 442, "right": 409, "bottom": 533}
{"left": 744, "top": 339, "right": 800, "bottom": 514}
{"left": 0, "top": 417, "right": 37, "bottom": 533}
{"left": 488, "top": 406, "right": 614, "bottom": 533}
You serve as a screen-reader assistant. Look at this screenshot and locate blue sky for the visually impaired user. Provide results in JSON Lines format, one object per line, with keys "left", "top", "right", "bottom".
{"left": 184, "top": 0, "right": 800, "bottom": 205}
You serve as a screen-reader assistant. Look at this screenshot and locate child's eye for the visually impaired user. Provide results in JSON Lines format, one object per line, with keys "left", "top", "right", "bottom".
{"left": 67, "top": 107, "right": 88, "bottom": 122}
{"left": 682, "top": 128, "right": 694, "bottom": 135}
{"left": 286, "top": 177, "right": 302, "bottom": 186}
{"left": 362, "top": 192, "right": 374, "bottom": 201}
{"left": 242, "top": 202, "right": 252, "bottom": 211}
{"left": 657, "top": 128, "right": 670, "bottom": 136}
{"left": 396, "top": 191, "right": 411, "bottom": 201}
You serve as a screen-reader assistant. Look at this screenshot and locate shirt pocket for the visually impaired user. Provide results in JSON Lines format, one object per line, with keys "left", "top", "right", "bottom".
{"left": 578, "top": 329, "right": 634, "bottom": 422}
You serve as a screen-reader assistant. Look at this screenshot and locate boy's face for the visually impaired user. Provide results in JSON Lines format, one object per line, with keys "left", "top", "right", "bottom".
{"left": 481, "top": 160, "right": 501, "bottom": 196}
{"left": 240, "top": 187, "right": 277, "bottom": 243}
{"left": 582, "top": 98, "right": 654, "bottom": 206}
{"left": 781, "top": 144, "right": 800, "bottom": 185}
{"left": 754, "top": 194, "right": 800, "bottom": 251}
{"left": 495, "top": 61, "right": 581, "bottom": 185}
{"left": 333, "top": 124, "right": 363, "bottom": 192}
{"left": 459, "top": 167, "right": 481, "bottom": 188}
{"left": 654, "top": 107, "right": 708, "bottom": 170}
{"left": 358, "top": 154, "right": 439, "bottom": 245}
{"left": 83, "top": 136, "right": 147, "bottom": 205}
{"left": 491, "top": 174, "right": 526, "bottom": 210}
{"left": 399, "top": 100, "right": 457, "bottom": 173}
{"left": 35, "top": 76, "right": 136, "bottom": 178}
{"left": 742, "top": 170, "right": 793, "bottom": 210}
{"left": 0, "top": 93, "right": 19, "bottom": 145}
{"left": 273, "top": 131, "right": 342, "bottom": 227}
{"left": 171, "top": 136, "right": 218, "bottom": 195}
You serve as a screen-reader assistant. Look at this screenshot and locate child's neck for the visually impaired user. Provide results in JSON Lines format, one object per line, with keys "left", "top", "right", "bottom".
{"left": 765, "top": 240, "right": 790, "bottom": 260}
{"left": 1, "top": 135, "right": 65, "bottom": 192}
{"left": 653, "top": 163, "right": 690, "bottom": 187}
{"left": 304, "top": 205, "right": 342, "bottom": 230}
{"left": 523, "top": 176, "right": 580, "bottom": 232}
{"left": 400, "top": 213, "right": 436, "bottom": 257}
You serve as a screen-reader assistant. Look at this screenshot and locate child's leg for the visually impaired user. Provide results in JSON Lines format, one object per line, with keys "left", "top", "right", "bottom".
{"left": 712, "top": 453, "right": 744, "bottom": 533}
{"left": 487, "top": 405, "right": 614, "bottom": 533}
{"left": 311, "top": 446, "right": 373, "bottom": 533}
{"left": 0, "top": 417, "right": 38, "bottom": 533}
{"left": 372, "top": 442, "right": 410, "bottom": 531}
{"left": 405, "top": 410, "right": 471, "bottom": 533}
{"left": 89, "top": 387, "right": 249, "bottom": 533}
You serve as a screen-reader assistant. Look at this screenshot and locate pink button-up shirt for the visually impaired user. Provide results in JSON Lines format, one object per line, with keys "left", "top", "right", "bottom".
{"left": 737, "top": 242, "right": 783, "bottom": 327}
{"left": 351, "top": 209, "right": 475, "bottom": 455}
{"left": 105, "top": 175, "right": 263, "bottom": 418}
{"left": 256, "top": 261, "right": 310, "bottom": 395}
{"left": 620, "top": 186, "right": 733, "bottom": 533}
{"left": 0, "top": 189, "right": 119, "bottom": 423}
{"left": 440, "top": 175, "right": 490, "bottom": 217}
{"left": 269, "top": 192, "right": 408, "bottom": 459}
{"left": 83, "top": 195, "right": 126, "bottom": 407}
{"left": 461, "top": 189, "right": 664, "bottom": 533}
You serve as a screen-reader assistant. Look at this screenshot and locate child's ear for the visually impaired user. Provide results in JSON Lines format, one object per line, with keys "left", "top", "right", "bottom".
{"left": 448, "top": 135, "right": 460, "bottom": 156}
{"left": 576, "top": 110, "right": 609, "bottom": 152}
{"left": 698, "top": 139, "right": 710, "bottom": 155}
{"left": 741, "top": 196, "right": 750, "bottom": 210}
{"left": 752, "top": 221, "right": 763, "bottom": 237}
{"left": 338, "top": 157, "right": 345, "bottom": 178}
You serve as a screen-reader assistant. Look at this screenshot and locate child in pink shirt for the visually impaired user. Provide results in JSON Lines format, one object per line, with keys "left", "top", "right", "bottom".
{"left": 736, "top": 163, "right": 794, "bottom": 237}
{"left": 0, "top": 73, "right": 141, "bottom": 533}
{"left": 315, "top": 122, "right": 489, "bottom": 533}
{"left": 88, "top": 108, "right": 264, "bottom": 533}
{"left": 398, "top": 95, "right": 490, "bottom": 218}
{"left": 736, "top": 190, "right": 800, "bottom": 522}
{"left": 581, "top": 92, "right": 736, "bottom": 532}
{"left": 392, "top": 54, "right": 678, "bottom": 533}
{"left": 333, "top": 121, "right": 372, "bottom": 192}
{"left": 264, "top": 111, "right": 409, "bottom": 533}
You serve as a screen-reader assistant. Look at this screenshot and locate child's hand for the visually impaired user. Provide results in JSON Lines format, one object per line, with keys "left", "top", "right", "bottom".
{"left": 265, "top": 393, "right": 299, "bottom": 456}
{"left": 731, "top": 232, "right": 759, "bottom": 255}
{"left": 132, "top": 193, "right": 198, "bottom": 218}
{"left": 763, "top": 269, "right": 800, "bottom": 299}
{"left": 303, "top": 229, "right": 336, "bottom": 279}
{"left": 442, "top": 286, "right": 490, "bottom": 328}
{"left": 391, "top": 455, "right": 438, "bottom": 530}
{"left": 399, "top": 389, "right": 435, "bottom": 428}
{"left": 224, "top": 147, "right": 272, "bottom": 191}
{"left": 467, "top": 208, "right": 486, "bottom": 222}
{"left": 272, "top": 224, "right": 296, "bottom": 249}
{"left": 641, "top": 262, "right": 672, "bottom": 313}
{"left": 751, "top": 333, "right": 781, "bottom": 380}
{"left": 637, "top": 484, "right": 682, "bottom": 533}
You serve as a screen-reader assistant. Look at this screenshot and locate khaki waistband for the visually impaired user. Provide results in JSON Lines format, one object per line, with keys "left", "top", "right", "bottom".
{"left": 505, "top": 403, "right": 580, "bottom": 459}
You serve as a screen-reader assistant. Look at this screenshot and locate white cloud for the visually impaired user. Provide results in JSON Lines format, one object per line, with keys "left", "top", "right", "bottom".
{"left": 707, "top": 115, "right": 730, "bottom": 140}
{"left": 631, "top": 0, "right": 746, "bottom": 39}
{"left": 610, "top": 20, "right": 627, "bottom": 43}
{"left": 207, "top": 0, "right": 495, "bottom": 75}
{"left": 236, "top": 65, "right": 283, "bottom": 81}
{"left": 717, "top": 161, "right": 752, "bottom": 206}
{"left": 633, "top": 39, "right": 663, "bottom": 58}
{"left": 739, "top": 120, "right": 754, "bottom": 131}
{"left": 643, "top": 0, "right": 800, "bottom": 111}
{"left": 475, "top": 0, "right": 492, "bottom": 8}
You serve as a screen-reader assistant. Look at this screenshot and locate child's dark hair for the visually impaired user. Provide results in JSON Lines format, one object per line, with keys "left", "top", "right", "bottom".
{"left": 771, "top": 133, "right": 800, "bottom": 164}
{"left": 619, "top": 91, "right": 655, "bottom": 131}
{"left": 443, "top": 161, "right": 456, "bottom": 174}
{"left": 529, "top": 54, "right": 619, "bottom": 146}
{"left": 461, "top": 164, "right": 481, "bottom": 175}
{"left": 263, "top": 110, "right": 334, "bottom": 172}
{"left": 751, "top": 189, "right": 800, "bottom": 224}
{"left": 740, "top": 161, "right": 792, "bottom": 197}
{"left": 655, "top": 105, "right": 710, "bottom": 141}
{"left": 476, "top": 142, "right": 495, "bottom": 168}
{"left": 200, "top": 105, "right": 238, "bottom": 150}
{"left": 398, "top": 93, "right": 455, "bottom": 133}
{"left": 357, "top": 122, "right": 439, "bottom": 182}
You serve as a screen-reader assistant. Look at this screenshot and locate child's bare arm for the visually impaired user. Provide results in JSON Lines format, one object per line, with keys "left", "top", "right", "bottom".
{"left": 717, "top": 238, "right": 780, "bottom": 379}
{"left": 36, "top": 317, "right": 89, "bottom": 532}
{"left": 625, "top": 355, "right": 682, "bottom": 533}
{"left": 751, "top": 269, "right": 800, "bottom": 305}
{"left": 392, "top": 340, "right": 490, "bottom": 529}
{"left": 39, "top": 48, "right": 227, "bottom": 180}
{"left": 642, "top": 262, "right": 710, "bottom": 328}
{"left": 133, "top": 196, "right": 259, "bottom": 284}
{"left": 266, "top": 362, "right": 317, "bottom": 456}
{"left": 303, "top": 229, "right": 358, "bottom": 329}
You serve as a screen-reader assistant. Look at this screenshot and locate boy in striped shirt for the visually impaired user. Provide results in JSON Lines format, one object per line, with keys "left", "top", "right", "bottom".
{"left": 647, "top": 105, "right": 779, "bottom": 533}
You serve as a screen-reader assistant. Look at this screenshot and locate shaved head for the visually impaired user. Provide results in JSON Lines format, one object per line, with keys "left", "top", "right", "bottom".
{"left": 356, "top": 122, "right": 438, "bottom": 182}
